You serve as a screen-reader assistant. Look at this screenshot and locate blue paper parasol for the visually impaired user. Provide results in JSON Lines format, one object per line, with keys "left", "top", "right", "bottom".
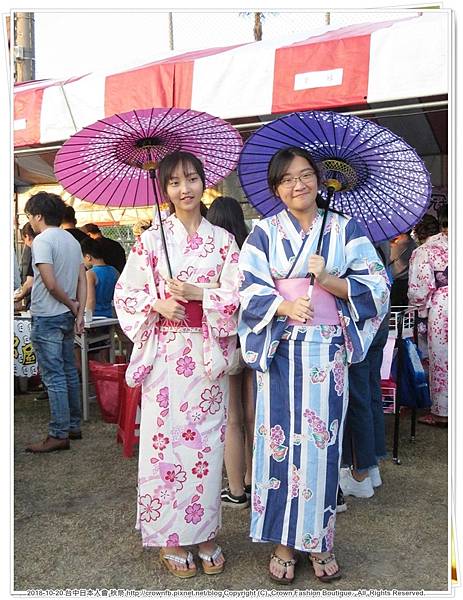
{"left": 237, "top": 110, "right": 432, "bottom": 243}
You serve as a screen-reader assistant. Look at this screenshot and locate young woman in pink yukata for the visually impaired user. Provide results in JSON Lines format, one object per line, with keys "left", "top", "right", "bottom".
{"left": 408, "top": 204, "right": 448, "bottom": 427}
{"left": 114, "top": 151, "right": 240, "bottom": 578}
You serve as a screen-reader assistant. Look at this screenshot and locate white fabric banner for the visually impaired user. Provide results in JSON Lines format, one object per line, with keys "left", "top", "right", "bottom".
{"left": 14, "top": 318, "right": 38, "bottom": 378}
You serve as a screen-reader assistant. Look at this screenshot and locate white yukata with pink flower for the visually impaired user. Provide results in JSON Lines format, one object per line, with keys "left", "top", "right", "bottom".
{"left": 407, "top": 232, "right": 448, "bottom": 416}
{"left": 114, "top": 214, "right": 240, "bottom": 547}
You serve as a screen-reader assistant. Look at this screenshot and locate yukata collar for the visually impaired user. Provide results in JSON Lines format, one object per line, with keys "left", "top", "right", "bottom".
{"left": 171, "top": 213, "right": 207, "bottom": 238}
{"left": 284, "top": 208, "right": 323, "bottom": 237}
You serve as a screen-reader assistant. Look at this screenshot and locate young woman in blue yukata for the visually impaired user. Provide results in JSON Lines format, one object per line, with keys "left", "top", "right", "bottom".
{"left": 238, "top": 147, "right": 390, "bottom": 584}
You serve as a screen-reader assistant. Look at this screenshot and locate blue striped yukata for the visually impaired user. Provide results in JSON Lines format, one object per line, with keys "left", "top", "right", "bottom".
{"left": 238, "top": 208, "right": 390, "bottom": 552}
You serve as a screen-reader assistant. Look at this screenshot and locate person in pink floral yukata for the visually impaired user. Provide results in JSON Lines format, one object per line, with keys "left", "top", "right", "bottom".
{"left": 408, "top": 205, "right": 448, "bottom": 427}
{"left": 114, "top": 151, "right": 240, "bottom": 578}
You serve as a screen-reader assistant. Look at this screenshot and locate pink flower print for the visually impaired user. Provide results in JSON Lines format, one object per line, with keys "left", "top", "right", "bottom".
{"left": 185, "top": 502, "right": 204, "bottom": 524}
{"left": 218, "top": 337, "right": 230, "bottom": 353}
{"left": 177, "top": 266, "right": 195, "bottom": 281}
{"left": 117, "top": 296, "right": 137, "bottom": 315}
{"left": 304, "top": 410, "right": 331, "bottom": 450}
{"left": 139, "top": 329, "right": 152, "bottom": 347}
{"left": 222, "top": 303, "right": 237, "bottom": 316}
{"left": 197, "top": 275, "right": 211, "bottom": 283}
{"left": 131, "top": 238, "right": 144, "bottom": 255}
{"left": 332, "top": 350, "right": 346, "bottom": 396}
{"left": 200, "top": 236, "right": 215, "bottom": 256}
{"left": 291, "top": 465, "right": 300, "bottom": 498}
{"left": 138, "top": 494, "right": 161, "bottom": 523}
{"left": 148, "top": 251, "right": 158, "bottom": 270}
{"left": 199, "top": 385, "right": 223, "bottom": 414}
{"left": 192, "top": 460, "right": 209, "bottom": 479}
{"left": 325, "top": 515, "right": 336, "bottom": 551}
{"left": 187, "top": 232, "right": 203, "bottom": 250}
{"left": 132, "top": 364, "right": 153, "bottom": 385}
{"left": 220, "top": 424, "right": 226, "bottom": 443}
{"left": 152, "top": 433, "right": 169, "bottom": 451}
{"left": 231, "top": 251, "right": 239, "bottom": 263}
{"left": 159, "top": 463, "right": 187, "bottom": 491}
{"left": 166, "top": 533, "right": 179, "bottom": 547}
{"left": 270, "top": 424, "right": 285, "bottom": 448}
{"left": 164, "top": 470, "right": 176, "bottom": 483}
{"left": 219, "top": 246, "right": 228, "bottom": 261}
{"left": 253, "top": 493, "right": 265, "bottom": 515}
{"left": 187, "top": 406, "right": 206, "bottom": 425}
{"left": 176, "top": 355, "right": 196, "bottom": 377}
{"left": 182, "top": 428, "right": 197, "bottom": 442}
{"left": 156, "top": 387, "right": 169, "bottom": 409}
{"left": 142, "top": 303, "right": 152, "bottom": 317}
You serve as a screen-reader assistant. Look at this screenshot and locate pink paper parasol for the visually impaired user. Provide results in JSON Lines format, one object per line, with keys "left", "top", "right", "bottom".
{"left": 54, "top": 107, "right": 243, "bottom": 276}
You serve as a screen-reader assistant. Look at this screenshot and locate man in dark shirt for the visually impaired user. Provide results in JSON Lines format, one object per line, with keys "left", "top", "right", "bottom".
{"left": 61, "top": 205, "right": 90, "bottom": 244}
{"left": 388, "top": 231, "right": 417, "bottom": 307}
{"left": 81, "top": 223, "right": 126, "bottom": 274}
{"left": 16, "top": 223, "right": 36, "bottom": 309}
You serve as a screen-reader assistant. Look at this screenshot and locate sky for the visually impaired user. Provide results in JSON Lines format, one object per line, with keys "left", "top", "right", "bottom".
{"left": 3, "top": 0, "right": 463, "bottom": 596}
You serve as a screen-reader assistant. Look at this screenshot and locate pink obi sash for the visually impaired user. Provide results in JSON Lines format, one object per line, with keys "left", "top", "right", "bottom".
{"left": 274, "top": 278, "right": 340, "bottom": 326}
{"left": 159, "top": 299, "right": 203, "bottom": 328}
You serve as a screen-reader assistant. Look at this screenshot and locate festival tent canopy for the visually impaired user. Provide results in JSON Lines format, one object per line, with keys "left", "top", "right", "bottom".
{"left": 13, "top": 12, "right": 448, "bottom": 150}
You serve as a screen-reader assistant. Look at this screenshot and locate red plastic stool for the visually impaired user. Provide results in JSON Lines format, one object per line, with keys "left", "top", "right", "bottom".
{"left": 116, "top": 382, "right": 141, "bottom": 458}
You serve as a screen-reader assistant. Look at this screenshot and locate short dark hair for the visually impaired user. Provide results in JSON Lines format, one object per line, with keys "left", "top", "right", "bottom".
{"left": 24, "top": 192, "right": 66, "bottom": 227}
{"left": 62, "top": 205, "right": 77, "bottom": 225}
{"left": 81, "top": 223, "right": 101, "bottom": 235}
{"left": 267, "top": 146, "right": 329, "bottom": 210}
{"left": 21, "top": 222, "right": 36, "bottom": 239}
{"left": 438, "top": 204, "right": 448, "bottom": 230}
{"left": 413, "top": 214, "right": 439, "bottom": 243}
{"left": 206, "top": 196, "right": 249, "bottom": 249}
{"left": 267, "top": 146, "right": 321, "bottom": 192}
{"left": 158, "top": 151, "right": 206, "bottom": 197}
{"left": 81, "top": 237, "right": 105, "bottom": 260}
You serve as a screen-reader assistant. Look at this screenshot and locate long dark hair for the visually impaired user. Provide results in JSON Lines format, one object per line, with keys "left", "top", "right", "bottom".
{"left": 206, "top": 196, "right": 249, "bottom": 248}
{"left": 267, "top": 146, "right": 330, "bottom": 211}
{"left": 158, "top": 151, "right": 206, "bottom": 214}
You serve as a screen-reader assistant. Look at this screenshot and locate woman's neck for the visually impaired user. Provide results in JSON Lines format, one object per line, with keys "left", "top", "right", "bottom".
{"left": 175, "top": 209, "right": 202, "bottom": 234}
{"left": 289, "top": 206, "right": 318, "bottom": 233}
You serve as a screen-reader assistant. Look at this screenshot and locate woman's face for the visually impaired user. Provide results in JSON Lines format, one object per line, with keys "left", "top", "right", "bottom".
{"left": 275, "top": 155, "right": 318, "bottom": 216}
{"left": 165, "top": 161, "right": 204, "bottom": 214}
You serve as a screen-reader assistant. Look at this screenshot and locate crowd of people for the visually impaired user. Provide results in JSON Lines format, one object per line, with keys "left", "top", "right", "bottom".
{"left": 14, "top": 148, "right": 448, "bottom": 585}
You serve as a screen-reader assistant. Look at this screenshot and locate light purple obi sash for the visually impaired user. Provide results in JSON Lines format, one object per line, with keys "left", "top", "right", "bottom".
{"left": 274, "top": 278, "right": 340, "bottom": 326}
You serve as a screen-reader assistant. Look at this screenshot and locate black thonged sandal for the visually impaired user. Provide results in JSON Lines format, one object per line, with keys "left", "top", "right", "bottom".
{"left": 269, "top": 552, "right": 297, "bottom": 585}
{"left": 309, "top": 552, "right": 342, "bottom": 582}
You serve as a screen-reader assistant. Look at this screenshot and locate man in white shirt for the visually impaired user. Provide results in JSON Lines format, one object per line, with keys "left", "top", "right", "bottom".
{"left": 24, "top": 192, "right": 87, "bottom": 453}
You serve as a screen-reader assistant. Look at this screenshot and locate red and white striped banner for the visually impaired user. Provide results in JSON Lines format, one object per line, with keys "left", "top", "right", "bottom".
{"left": 13, "top": 13, "right": 448, "bottom": 149}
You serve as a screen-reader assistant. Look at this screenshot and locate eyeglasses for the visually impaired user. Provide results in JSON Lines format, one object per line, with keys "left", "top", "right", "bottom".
{"left": 278, "top": 171, "right": 317, "bottom": 189}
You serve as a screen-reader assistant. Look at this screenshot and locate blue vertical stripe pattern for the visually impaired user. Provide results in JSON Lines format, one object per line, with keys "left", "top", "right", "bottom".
{"left": 250, "top": 326, "right": 347, "bottom": 552}
{"left": 240, "top": 208, "right": 389, "bottom": 554}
